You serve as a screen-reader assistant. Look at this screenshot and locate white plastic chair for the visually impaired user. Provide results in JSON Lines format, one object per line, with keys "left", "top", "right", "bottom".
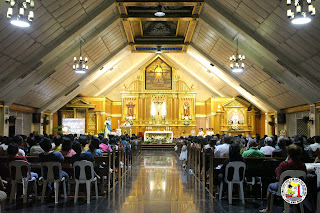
{"left": 73, "top": 160, "right": 98, "bottom": 203}
{"left": 245, "top": 176, "right": 263, "bottom": 200}
{"left": 40, "top": 162, "right": 67, "bottom": 204}
{"left": 219, "top": 161, "right": 246, "bottom": 204}
{"left": 8, "top": 160, "right": 37, "bottom": 203}
{"left": 270, "top": 170, "right": 306, "bottom": 213}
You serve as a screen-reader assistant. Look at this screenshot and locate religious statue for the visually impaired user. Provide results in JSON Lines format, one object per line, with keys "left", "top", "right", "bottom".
{"left": 183, "top": 102, "right": 190, "bottom": 116}
{"left": 104, "top": 117, "right": 112, "bottom": 138}
{"left": 231, "top": 110, "right": 239, "bottom": 125}
{"left": 126, "top": 102, "right": 135, "bottom": 116}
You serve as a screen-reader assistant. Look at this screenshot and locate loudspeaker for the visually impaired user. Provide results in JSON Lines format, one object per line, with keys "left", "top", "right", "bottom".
{"left": 32, "top": 113, "right": 41, "bottom": 123}
{"left": 302, "top": 116, "right": 309, "bottom": 123}
{"left": 277, "top": 113, "right": 286, "bottom": 124}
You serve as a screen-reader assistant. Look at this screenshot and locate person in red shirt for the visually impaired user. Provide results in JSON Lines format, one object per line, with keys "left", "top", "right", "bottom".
{"left": 259, "top": 144, "right": 307, "bottom": 213}
{"left": 7, "top": 143, "right": 38, "bottom": 180}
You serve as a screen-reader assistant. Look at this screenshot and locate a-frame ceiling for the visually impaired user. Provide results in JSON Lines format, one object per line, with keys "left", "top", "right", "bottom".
{"left": 0, "top": 0, "right": 319, "bottom": 113}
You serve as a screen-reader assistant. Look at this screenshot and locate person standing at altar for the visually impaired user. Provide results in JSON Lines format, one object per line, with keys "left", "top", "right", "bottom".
{"left": 197, "top": 128, "right": 204, "bottom": 137}
{"left": 206, "top": 128, "right": 214, "bottom": 136}
{"left": 104, "top": 117, "right": 112, "bottom": 138}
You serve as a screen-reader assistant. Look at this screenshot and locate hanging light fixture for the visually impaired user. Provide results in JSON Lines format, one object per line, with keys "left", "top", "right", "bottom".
{"left": 73, "top": 40, "right": 88, "bottom": 74}
{"left": 287, "top": 0, "right": 316, "bottom": 25}
{"left": 154, "top": 5, "right": 165, "bottom": 17}
{"left": 6, "top": 0, "right": 34, "bottom": 28}
{"left": 156, "top": 46, "right": 162, "bottom": 54}
{"left": 230, "top": 39, "right": 245, "bottom": 73}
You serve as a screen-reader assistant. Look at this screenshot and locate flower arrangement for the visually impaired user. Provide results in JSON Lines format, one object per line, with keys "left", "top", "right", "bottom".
{"left": 184, "top": 120, "right": 190, "bottom": 125}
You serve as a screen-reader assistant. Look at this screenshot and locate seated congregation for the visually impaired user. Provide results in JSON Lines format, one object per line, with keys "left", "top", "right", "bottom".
{"left": 0, "top": 133, "right": 137, "bottom": 210}
{"left": 176, "top": 133, "right": 320, "bottom": 213}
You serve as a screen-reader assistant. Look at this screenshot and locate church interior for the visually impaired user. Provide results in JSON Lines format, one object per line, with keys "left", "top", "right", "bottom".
{"left": 0, "top": 0, "right": 320, "bottom": 213}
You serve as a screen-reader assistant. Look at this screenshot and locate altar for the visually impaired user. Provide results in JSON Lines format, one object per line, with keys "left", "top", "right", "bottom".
{"left": 144, "top": 131, "right": 173, "bottom": 144}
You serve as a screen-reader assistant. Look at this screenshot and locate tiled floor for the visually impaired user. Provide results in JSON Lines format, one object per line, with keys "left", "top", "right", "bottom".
{"left": 2, "top": 151, "right": 285, "bottom": 213}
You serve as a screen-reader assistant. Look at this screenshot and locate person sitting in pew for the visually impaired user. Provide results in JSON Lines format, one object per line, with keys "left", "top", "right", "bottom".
{"left": 242, "top": 139, "right": 265, "bottom": 157}
{"left": 272, "top": 137, "right": 288, "bottom": 158}
{"left": 218, "top": 143, "right": 244, "bottom": 184}
{"left": 310, "top": 136, "right": 320, "bottom": 154}
{"left": 39, "top": 138, "right": 69, "bottom": 182}
{"left": 78, "top": 135, "right": 90, "bottom": 152}
{"left": 59, "top": 137, "right": 76, "bottom": 168}
{"left": 260, "top": 137, "right": 275, "bottom": 156}
{"left": 259, "top": 144, "right": 307, "bottom": 213}
{"left": 214, "top": 136, "right": 232, "bottom": 157}
{"left": 86, "top": 137, "right": 103, "bottom": 157}
{"left": 7, "top": 143, "right": 38, "bottom": 180}
{"left": 71, "top": 142, "right": 94, "bottom": 163}
{"left": 51, "top": 135, "right": 62, "bottom": 152}
{"left": 29, "top": 136, "right": 44, "bottom": 156}
{"left": 100, "top": 138, "right": 112, "bottom": 153}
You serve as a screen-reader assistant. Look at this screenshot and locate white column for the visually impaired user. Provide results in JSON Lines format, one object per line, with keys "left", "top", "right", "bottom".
{"left": 265, "top": 112, "right": 269, "bottom": 136}
{"left": 49, "top": 113, "right": 54, "bottom": 135}
{"left": 309, "top": 104, "right": 317, "bottom": 137}
{"left": 274, "top": 111, "right": 278, "bottom": 135}
{"left": 0, "top": 106, "right": 10, "bottom": 136}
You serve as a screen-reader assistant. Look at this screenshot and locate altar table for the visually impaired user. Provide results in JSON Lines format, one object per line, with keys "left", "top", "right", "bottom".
{"left": 144, "top": 131, "right": 173, "bottom": 140}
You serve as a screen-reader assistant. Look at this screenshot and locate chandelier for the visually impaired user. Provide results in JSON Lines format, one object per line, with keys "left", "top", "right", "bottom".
{"left": 230, "top": 39, "right": 245, "bottom": 73}
{"left": 287, "top": 0, "right": 316, "bottom": 25}
{"left": 6, "top": 0, "right": 34, "bottom": 28}
{"left": 73, "top": 40, "right": 88, "bottom": 74}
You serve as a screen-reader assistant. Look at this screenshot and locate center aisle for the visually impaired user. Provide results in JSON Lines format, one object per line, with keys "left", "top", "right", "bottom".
{"left": 107, "top": 151, "right": 225, "bottom": 213}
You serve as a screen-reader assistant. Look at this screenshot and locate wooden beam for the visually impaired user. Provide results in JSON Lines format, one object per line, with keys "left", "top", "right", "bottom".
{"left": 0, "top": 0, "right": 116, "bottom": 93}
{"left": 205, "top": 1, "right": 320, "bottom": 92}
{"left": 117, "top": 1, "right": 204, "bottom": 7}
{"left": 121, "top": 18, "right": 135, "bottom": 43}
{"left": 283, "top": 105, "right": 311, "bottom": 114}
{"left": 9, "top": 104, "right": 37, "bottom": 113}
{"left": 190, "top": 44, "right": 279, "bottom": 112}
{"left": 200, "top": 14, "right": 318, "bottom": 104}
{"left": 184, "top": 18, "right": 198, "bottom": 43}
{"left": 3, "top": 14, "right": 120, "bottom": 106}
{"left": 37, "top": 44, "right": 129, "bottom": 113}
{"left": 121, "top": 14, "right": 199, "bottom": 21}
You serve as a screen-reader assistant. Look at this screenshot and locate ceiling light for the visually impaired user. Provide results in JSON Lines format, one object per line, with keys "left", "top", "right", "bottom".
{"left": 73, "top": 40, "right": 88, "bottom": 74}
{"left": 230, "top": 39, "right": 245, "bottom": 73}
{"left": 287, "top": 0, "right": 315, "bottom": 25}
{"left": 6, "top": 0, "right": 34, "bottom": 28}
{"left": 156, "top": 46, "right": 162, "bottom": 54}
{"left": 154, "top": 5, "right": 165, "bottom": 17}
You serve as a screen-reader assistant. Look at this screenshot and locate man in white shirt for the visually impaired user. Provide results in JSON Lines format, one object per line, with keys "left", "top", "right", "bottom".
{"left": 214, "top": 136, "right": 231, "bottom": 157}
{"left": 197, "top": 128, "right": 204, "bottom": 137}
{"left": 310, "top": 136, "right": 320, "bottom": 152}
{"left": 206, "top": 128, "right": 214, "bottom": 136}
{"left": 260, "top": 137, "right": 275, "bottom": 156}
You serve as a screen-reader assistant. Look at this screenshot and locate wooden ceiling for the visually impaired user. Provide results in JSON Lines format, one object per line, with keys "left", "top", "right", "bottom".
{"left": 0, "top": 0, "right": 319, "bottom": 113}
{"left": 117, "top": 0, "right": 204, "bottom": 53}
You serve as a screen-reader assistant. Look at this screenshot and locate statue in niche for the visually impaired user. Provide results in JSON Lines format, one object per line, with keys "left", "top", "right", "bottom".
{"left": 183, "top": 102, "right": 190, "bottom": 116}
{"left": 232, "top": 110, "right": 239, "bottom": 125}
{"left": 126, "top": 102, "right": 135, "bottom": 116}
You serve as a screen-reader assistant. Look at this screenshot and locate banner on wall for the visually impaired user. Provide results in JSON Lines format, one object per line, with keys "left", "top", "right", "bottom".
{"left": 62, "top": 118, "right": 85, "bottom": 135}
